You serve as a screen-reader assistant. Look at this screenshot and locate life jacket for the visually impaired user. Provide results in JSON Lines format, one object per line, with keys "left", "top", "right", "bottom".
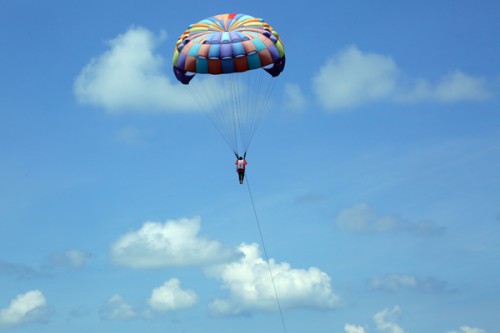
{"left": 236, "top": 159, "right": 246, "bottom": 170}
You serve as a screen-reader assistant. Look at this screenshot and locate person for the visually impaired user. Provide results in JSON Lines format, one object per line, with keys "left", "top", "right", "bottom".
{"left": 235, "top": 156, "right": 247, "bottom": 184}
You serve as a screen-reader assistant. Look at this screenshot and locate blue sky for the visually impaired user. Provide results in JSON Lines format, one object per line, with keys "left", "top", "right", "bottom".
{"left": 1, "top": 1, "right": 499, "bottom": 332}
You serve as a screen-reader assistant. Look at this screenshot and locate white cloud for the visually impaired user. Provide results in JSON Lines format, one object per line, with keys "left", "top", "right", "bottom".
{"left": 404, "top": 219, "right": 445, "bottom": 236}
{"left": 207, "top": 243, "right": 340, "bottom": 315}
{"left": 446, "top": 326, "right": 486, "bottom": 333}
{"left": 312, "top": 45, "right": 400, "bottom": 110}
{"left": 100, "top": 295, "right": 136, "bottom": 320}
{"left": 373, "top": 306, "right": 405, "bottom": 333}
{"left": 148, "top": 279, "right": 197, "bottom": 312}
{"left": 110, "top": 216, "right": 235, "bottom": 268}
{"left": 345, "top": 323, "right": 367, "bottom": 333}
{"left": 399, "top": 71, "right": 491, "bottom": 103}
{"left": 334, "top": 202, "right": 397, "bottom": 233}
{"left": 312, "top": 45, "right": 492, "bottom": 111}
{"left": 100, "top": 280, "right": 197, "bottom": 321}
{"left": 370, "top": 274, "right": 417, "bottom": 291}
{"left": 334, "top": 202, "right": 444, "bottom": 236}
{"left": 48, "top": 249, "right": 91, "bottom": 268}
{"left": 369, "top": 274, "right": 447, "bottom": 293}
{"left": 114, "top": 126, "right": 148, "bottom": 145}
{"left": 0, "top": 290, "right": 48, "bottom": 328}
{"left": 283, "top": 82, "right": 307, "bottom": 112}
{"left": 0, "top": 261, "right": 44, "bottom": 279}
{"left": 435, "top": 71, "right": 491, "bottom": 102}
{"left": 74, "top": 26, "right": 195, "bottom": 113}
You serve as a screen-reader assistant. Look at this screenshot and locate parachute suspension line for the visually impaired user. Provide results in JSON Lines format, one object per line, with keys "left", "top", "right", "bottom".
{"left": 242, "top": 71, "right": 259, "bottom": 154}
{"left": 245, "top": 71, "right": 276, "bottom": 153}
{"left": 240, "top": 71, "right": 257, "bottom": 155}
{"left": 210, "top": 74, "right": 245, "bottom": 155}
{"left": 229, "top": 74, "right": 244, "bottom": 155}
{"left": 186, "top": 69, "right": 277, "bottom": 157}
{"left": 245, "top": 175, "right": 288, "bottom": 333}
{"left": 190, "top": 76, "right": 239, "bottom": 155}
{"left": 245, "top": 69, "right": 276, "bottom": 155}
{"left": 219, "top": 75, "right": 240, "bottom": 154}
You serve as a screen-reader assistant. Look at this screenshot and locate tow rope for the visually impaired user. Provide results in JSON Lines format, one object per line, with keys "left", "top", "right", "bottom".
{"left": 245, "top": 175, "right": 288, "bottom": 333}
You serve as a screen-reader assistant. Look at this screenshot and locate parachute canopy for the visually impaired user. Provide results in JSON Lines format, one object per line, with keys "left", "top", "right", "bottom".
{"left": 172, "top": 14, "right": 285, "bottom": 155}
{"left": 172, "top": 13, "right": 285, "bottom": 84}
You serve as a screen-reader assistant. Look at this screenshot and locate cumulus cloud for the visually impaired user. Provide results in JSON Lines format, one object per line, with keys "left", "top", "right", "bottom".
{"left": 74, "top": 26, "right": 195, "bottom": 113}
{"left": 373, "top": 306, "right": 405, "bottom": 333}
{"left": 345, "top": 323, "right": 367, "bottom": 333}
{"left": 0, "top": 290, "right": 48, "bottom": 328}
{"left": 369, "top": 274, "right": 447, "bottom": 293}
{"left": 100, "top": 295, "right": 137, "bottom": 320}
{"left": 0, "top": 251, "right": 90, "bottom": 281}
{"left": 334, "top": 202, "right": 397, "bottom": 233}
{"left": 283, "top": 82, "right": 307, "bottom": 112}
{"left": 100, "top": 280, "right": 197, "bottom": 321}
{"left": 344, "top": 307, "right": 406, "bottom": 333}
{"left": 344, "top": 308, "right": 485, "bottom": 333}
{"left": 400, "top": 71, "right": 491, "bottom": 103}
{"left": 0, "top": 261, "right": 45, "bottom": 280}
{"left": 110, "top": 216, "right": 235, "bottom": 268}
{"left": 148, "top": 279, "right": 197, "bottom": 312}
{"left": 312, "top": 45, "right": 400, "bottom": 110}
{"left": 47, "top": 250, "right": 91, "bottom": 268}
{"left": 446, "top": 326, "right": 486, "bottom": 333}
{"left": 370, "top": 274, "right": 418, "bottom": 291}
{"left": 114, "top": 126, "right": 149, "bottom": 145}
{"left": 207, "top": 243, "right": 340, "bottom": 315}
{"left": 403, "top": 218, "right": 445, "bottom": 237}
{"left": 312, "top": 45, "right": 491, "bottom": 111}
{"left": 334, "top": 202, "right": 444, "bottom": 236}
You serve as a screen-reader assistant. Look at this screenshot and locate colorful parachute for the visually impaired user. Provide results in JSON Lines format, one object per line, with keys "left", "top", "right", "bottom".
{"left": 172, "top": 13, "right": 286, "bottom": 155}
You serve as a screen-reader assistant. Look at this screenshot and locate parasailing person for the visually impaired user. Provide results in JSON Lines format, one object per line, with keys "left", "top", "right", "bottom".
{"left": 172, "top": 13, "right": 286, "bottom": 184}
{"left": 235, "top": 154, "right": 248, "bottom": 184}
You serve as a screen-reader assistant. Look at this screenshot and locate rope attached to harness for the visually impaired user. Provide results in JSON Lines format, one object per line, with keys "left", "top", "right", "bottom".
{"left": 245, "top": 175, "right": 288, "bottom": 333}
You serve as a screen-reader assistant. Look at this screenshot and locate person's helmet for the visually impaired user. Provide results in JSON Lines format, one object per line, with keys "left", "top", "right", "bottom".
{"left": 239, "top": 156, "right": 243, "bottom": 160}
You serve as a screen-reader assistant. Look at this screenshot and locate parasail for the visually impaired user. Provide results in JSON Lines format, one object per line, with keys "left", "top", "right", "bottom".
{"left": 172, "top": 13, "right": 286, "bottom": 156}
